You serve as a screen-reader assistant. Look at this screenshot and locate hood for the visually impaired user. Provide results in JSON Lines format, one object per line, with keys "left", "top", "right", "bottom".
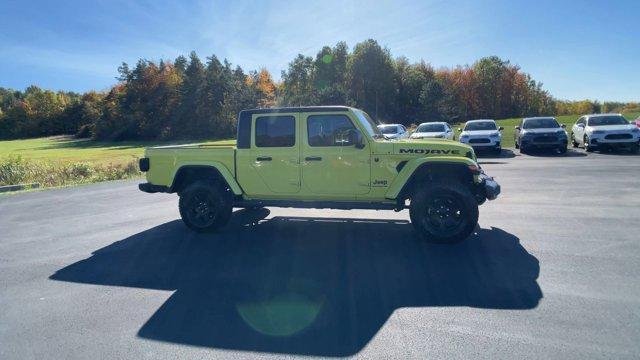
{"left": 521, "top": 128, "right": 565, "bottom": 134}
{"left": 411, "top": 132, "right": 446, "bottom": 138}
{"left": 587, "top": 124, "right": 636, "bottom": 132}
{"left": 460, "top": 130, "right": 499, "bottom": 137}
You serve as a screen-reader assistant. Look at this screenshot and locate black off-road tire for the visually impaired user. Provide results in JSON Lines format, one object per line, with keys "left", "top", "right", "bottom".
{"left": 178, "top": 180, "right": 233, "bottom": 232}
{"left": 409, "top": 181, "right": 479, "bottom": 244}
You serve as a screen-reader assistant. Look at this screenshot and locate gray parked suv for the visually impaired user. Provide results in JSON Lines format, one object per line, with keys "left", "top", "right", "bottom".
{"left": 514, "top": 117, "right": 568, "bottom": 154}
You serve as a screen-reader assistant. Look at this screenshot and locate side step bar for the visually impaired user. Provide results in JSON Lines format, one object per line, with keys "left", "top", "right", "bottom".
{"left": 234, "top": 199, "right": 402, "bottom": 211}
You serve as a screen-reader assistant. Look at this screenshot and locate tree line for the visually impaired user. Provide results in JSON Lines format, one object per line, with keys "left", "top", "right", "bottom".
{"left": 1, "top": 39, "right": 638, "bottom": 141}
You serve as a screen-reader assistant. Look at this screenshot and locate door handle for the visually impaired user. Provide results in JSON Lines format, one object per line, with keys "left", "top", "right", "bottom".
{"left": 305, "top": 156, "right": 322, "bottom": 161}
{"left": 256, "top": 156, "right": 272, "bottom": 161}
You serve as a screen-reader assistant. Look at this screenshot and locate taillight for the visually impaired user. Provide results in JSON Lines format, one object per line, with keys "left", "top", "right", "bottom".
{"left": 139, "top": 158, "right": 150, "bottom": 172}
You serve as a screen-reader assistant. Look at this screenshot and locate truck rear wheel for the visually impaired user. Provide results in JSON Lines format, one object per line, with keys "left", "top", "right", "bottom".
{"left": 410, "top": 181, "right": 479, "bottom": 243}
{"left": 179, "top": 180, "right": 232, "bottom": 232}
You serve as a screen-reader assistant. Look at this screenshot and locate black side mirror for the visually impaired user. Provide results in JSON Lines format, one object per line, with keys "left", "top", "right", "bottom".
{"left": 561, "top": 124, "right": 566, "bottom": 128}
{"left": 515, "top": 126, "right": 521, "bottom": 130}
{"left": 499, "top": 126, "right": 504, "bottom": 131}
{"left": 351, "top": 130, "right": 365, "bottom": 149}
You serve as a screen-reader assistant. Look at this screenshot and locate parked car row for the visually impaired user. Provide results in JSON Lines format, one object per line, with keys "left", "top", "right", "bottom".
{"left": 377, "top": 113, "right": 640, "bottom": 154}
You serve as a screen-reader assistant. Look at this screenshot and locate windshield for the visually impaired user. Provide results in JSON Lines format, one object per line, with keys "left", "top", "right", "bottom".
{"left": 416, "top": 123, "right": 445, "bottom": 132}
{"left": 523, "top": 118, "right": 559, "bottom": 129}
{"left": 464, "top": 121, "right": 497, "bottom": 131}
{"left": 589, "top": 115, "right": 629, "bottom": 126}
{"left": 355, "top": 110, "right": 384, "bottom": 138}
{"left": 378, "top": 125, "right": 399, "bottom": 134}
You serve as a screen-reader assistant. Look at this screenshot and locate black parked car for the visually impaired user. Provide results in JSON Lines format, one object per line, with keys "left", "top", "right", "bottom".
{"left": 514, "top": 117, "right": 568, "bottom": 154}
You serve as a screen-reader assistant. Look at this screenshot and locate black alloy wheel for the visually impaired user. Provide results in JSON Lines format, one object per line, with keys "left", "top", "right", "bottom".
{"left": 179, "top": 181, "right": 232, "bottom": 232}
{"left": 410, "top": 181, "right": 478, "bottom": 243}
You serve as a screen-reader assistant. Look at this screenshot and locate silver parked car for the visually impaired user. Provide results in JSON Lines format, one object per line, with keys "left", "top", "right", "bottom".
{"left": 410, "top": 122, "right": 455, "bottom": 140}
{"left": 377, "top": 124, "right": 409, "bottom": 140}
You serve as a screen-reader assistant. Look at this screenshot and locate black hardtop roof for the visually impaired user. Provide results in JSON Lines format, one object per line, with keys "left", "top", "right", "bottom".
{"left": 240, "top": 106, "right": 353, "bottom": 115}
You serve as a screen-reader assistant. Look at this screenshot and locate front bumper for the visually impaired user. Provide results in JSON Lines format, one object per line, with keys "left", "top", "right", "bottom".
{"left": 521, "top": 135, "right": 567, "bottom": 148}
{"left": 589, "top": 135, "right": 639, "bottom": 147}
{"left": 479, "top": 173, "right": 501, "bottom": 200}
{"left": 460, "top": 137, "right": 501, "bottom": 148}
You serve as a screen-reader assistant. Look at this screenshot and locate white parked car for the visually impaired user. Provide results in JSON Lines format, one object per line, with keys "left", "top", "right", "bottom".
{"left": 458, "top": 119, "right": 503, "bottom": 153}
{"left": 410, "top": 122, "right": 454, "bottom": 140}
{"left": 571, "top": 114, "right": 640, "bottom": 153}
{"left": 377, "top": 124, "right": 409, "bottom": 139}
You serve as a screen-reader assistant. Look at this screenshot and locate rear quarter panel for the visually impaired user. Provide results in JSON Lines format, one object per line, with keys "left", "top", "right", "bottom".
{"left": 145, "top": 146, "right": 240, "bottom": 193}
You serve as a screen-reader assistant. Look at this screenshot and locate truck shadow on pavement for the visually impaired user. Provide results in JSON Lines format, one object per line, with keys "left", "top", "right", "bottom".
{"left": 50, "top": 209, "right": 542, "bottom": 357}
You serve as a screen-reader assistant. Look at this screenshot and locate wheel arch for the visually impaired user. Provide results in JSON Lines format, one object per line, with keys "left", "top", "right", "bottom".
{"left": 385, "top": 158, "right": 477, "bottom": 201}
{"left": 170, "top": 163, "right": 243, "bottom": 195}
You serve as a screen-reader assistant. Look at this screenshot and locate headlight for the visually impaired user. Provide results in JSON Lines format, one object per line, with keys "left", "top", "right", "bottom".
{"left": 632, "top": 128, "right": 640, "bottom": 133}
{"left": 592, "top": 130, "right": 605, "bottom": 135}
{"left": 490, "top": 133, "right": 500, "bottom": 138}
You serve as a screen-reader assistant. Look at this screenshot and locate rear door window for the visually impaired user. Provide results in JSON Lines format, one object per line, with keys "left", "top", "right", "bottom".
{"left": 255, "top": 115, "right": 296, "bottom": 147}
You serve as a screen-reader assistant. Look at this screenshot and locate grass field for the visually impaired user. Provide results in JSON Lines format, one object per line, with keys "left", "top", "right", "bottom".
{"left": 0, "top": 136, "right": 236, "bottom": 166}
{"left": 0, "top": 137, "right": 235, "bottom": 188}
{"left": 453, "top": 112, "right": 639, "bottom": 148}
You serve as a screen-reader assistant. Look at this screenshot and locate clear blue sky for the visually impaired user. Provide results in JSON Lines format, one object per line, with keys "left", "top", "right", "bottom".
{"left": 0, "top": 0, "right": 638, "bottom": 101}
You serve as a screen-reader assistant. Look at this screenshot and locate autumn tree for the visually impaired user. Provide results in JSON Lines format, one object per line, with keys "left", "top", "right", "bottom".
{"left": 2, "top": 40, "right": 631, "bottom": 141}
{"left": 347, "top": 39, "right": 396, "bottom": 121}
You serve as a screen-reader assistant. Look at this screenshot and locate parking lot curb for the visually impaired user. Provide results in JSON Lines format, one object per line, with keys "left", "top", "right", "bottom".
{"left": 0, "top": 183, "right": 40, "bottom": 193}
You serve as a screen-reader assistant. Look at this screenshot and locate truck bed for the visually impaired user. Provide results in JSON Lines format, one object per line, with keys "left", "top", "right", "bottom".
{"left": 144, "top": 143, "right": 237, "bottom": 188}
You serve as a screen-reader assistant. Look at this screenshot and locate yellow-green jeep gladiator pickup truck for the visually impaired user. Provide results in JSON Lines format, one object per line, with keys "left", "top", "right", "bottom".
{"left": 139, "top": 106, "right": 500, "bottom": 243}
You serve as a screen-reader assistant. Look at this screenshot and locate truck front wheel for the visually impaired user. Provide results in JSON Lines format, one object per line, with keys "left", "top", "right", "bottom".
{"left": 179, "top": 180, "right": 232, "bottom": 232}
{"left": 409, "top": 181, "right": 479, "bottom": 243}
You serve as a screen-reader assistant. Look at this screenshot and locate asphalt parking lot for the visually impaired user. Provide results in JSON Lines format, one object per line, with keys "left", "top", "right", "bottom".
{"left": 1, "top": 148, "right": 639, "bottom": 359}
